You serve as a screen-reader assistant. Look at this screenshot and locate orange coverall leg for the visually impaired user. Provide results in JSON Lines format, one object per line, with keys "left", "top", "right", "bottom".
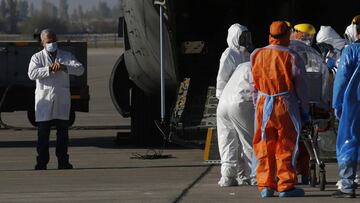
{"left": 254, "top": 97, "right": 298, "bottom": 192}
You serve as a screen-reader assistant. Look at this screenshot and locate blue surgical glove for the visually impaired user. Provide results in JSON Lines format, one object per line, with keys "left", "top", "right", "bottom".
{"left": 301, "top": 112, "right": 310, "bottom": 123}
{"left": 334, "top": 108, "right": 342, "bottom": 120}
{"left": 326, "top": 58, "right": 336, "bottom": 70}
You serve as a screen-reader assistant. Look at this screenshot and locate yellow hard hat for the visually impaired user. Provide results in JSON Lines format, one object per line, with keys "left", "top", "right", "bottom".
{"left": 294, "top": 23, "right": 316, "bottom": 35}
{"left": 352, "top": 15, "right": 360, "bottom": 24}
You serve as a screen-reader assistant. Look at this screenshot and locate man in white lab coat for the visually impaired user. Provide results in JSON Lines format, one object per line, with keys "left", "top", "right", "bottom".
{"left": 28, "top": 29, "right": 84, "bottom": 170}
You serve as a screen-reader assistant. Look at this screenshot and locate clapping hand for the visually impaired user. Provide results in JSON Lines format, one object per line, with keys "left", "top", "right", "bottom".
{"left": 50, "top": 62, "right": 62, "bottom": 72}
{"left": 50, "top": 63, "right": 66, "bottom": 72}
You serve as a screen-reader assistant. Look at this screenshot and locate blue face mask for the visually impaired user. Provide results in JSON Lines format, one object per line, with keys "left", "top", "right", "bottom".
{"left": 46, "top": 42, "right": 58, "bottom": 53}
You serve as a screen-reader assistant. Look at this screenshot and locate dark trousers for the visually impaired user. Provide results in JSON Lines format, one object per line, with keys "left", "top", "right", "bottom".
{"left": 36, "top": 119, "right": 69, "bottom": 166}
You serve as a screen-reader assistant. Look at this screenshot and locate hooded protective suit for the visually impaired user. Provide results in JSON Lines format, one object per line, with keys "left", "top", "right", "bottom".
{"left": 28, "top": 49, "right": 84, "bottom": 121}
{"left": 316, "top": 26, "right": 346, "bottom": 72}
{"left": 344, "top": 24, "right": 358, "bottom": 44}
{"left": 289, "top": 39, "right": 330, "bottom": 109}
{"left": 217, "top": 61, "right": 256, "bottom": 186}
{"left": 317, "top": 26, "right": 347, "bottom": 51}
{"left": 252, "top": 21, "right": 309, "bottom": 192}
{"left": 216, "top": 24, "right": 250, "bottom": 99}
{"left": 332, "top": 41, "right": 360, "bottom": 194}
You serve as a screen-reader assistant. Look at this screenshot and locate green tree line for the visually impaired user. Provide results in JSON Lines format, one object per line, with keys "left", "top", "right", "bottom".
{"left": 0, "top": 0, "right": 123, "bottom": 34}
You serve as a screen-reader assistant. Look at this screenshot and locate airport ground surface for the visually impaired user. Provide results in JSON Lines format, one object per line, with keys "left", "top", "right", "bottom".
{"left": 0, "top": 48, "right": 358, "bottom": 202}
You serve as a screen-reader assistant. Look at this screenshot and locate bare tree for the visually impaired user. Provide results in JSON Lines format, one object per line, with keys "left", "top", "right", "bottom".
{"left": 112, "top": 0, "right": 123, "bottom": 18}
{"left": 29, "top": 2, "right": 35, "bottom": 17}
{"left": 59, "top": 0, "right": 68, "bottom": 20}
{"left": 0, "top": 0, "right": 7, "bottom": 19}
{"left": 97, "top": 1, "right": 111, "bottom": 19}
{"left": 7, "top": 0, "right": 18, "bottom": 33}
{"left": 41, "top": 0, "right": 57, "bottom": 18}
{"left": 18, "top": 0, "right": 29, "bottom": 21}
{"left": 78, "top": 5, "right": 84, "bottom": 21}
{"left": 70, "top": 8, "right": 78, "bottom": 22}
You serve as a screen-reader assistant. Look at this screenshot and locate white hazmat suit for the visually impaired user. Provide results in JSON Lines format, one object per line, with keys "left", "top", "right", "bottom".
{"left": 217, "top": 61, "right": 256, "bottom": 186}
{"left": 316, "top": 26, "right": 346, "bottom": 72}
{"left": 317, "top": 26, "right": 346, "bottom": 51}
{"left": 216, "top": 24, "right": 250, "bottom": 99}
{"left": 28, "top": 49, "right": 84, "bottom": 122}
{"left": 344, "top": 24, "right": 358, "bottom": 44}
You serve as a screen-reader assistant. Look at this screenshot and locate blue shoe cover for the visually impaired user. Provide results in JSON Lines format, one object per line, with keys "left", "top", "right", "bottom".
{"left": 279, "top": 188, "right": 305, "bottom": 197}
{"left": 260, "top": 188, "right": 275, "bottom": 198}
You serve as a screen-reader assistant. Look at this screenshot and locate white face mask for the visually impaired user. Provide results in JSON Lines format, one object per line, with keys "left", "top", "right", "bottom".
{"left": 46, "top": 42, "right": 58, "bottom": 52}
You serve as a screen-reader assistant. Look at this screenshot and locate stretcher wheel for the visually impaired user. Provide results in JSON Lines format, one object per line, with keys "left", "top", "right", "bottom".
{"left": 310, "top": 164, "right": 317, "bottom": 187}
{"left": 319, "top": 171, "right": 326, "bottom": 191}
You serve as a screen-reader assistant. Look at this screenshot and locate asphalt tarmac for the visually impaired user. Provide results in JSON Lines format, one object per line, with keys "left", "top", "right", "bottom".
{"left": 0, "top": 48, "right": 358, "bottom": 202}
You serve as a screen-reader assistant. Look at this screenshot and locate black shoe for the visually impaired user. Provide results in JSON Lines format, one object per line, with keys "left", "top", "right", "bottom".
{"left": 332, "top": 190, "right": 355, "bottom": 198}
{"left": 34, "top": 164, "right": 47, "bottom": 170}
{"left": 58, "top": 163, "right": 73, "bottom": 170}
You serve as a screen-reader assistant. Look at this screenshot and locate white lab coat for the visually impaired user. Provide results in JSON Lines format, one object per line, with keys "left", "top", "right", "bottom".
{"left": 289, "top": 40, "right": 330, "bottom": 109}
{"left": 216, "top": 24, "right": 250, "bottom": 99}
{"left": 28, "top": 49, "right": 84, "bottom": 122}
{"left": 217, "top": 62, "right": 256, "bottom": 186}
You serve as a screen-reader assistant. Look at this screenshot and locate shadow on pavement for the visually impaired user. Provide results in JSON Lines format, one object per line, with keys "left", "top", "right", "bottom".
{"left": 0, "top": 164, "right": 210, "bottom": 172}
{"left": 0, "top": 136, "right": 199, "bottom": 150}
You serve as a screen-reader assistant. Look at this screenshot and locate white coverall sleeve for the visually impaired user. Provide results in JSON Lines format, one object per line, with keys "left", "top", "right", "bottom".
{"left": 248, "top": 68, "right": 258, "bottom": 107}
{"left": 28, "top": 55, "right": 51, "bottom": 80}
{"left": 64, "top": 53, "right": 84, "bottom": 76}
{"left": 216, "top": 54, "right": 236, "bottom": 99}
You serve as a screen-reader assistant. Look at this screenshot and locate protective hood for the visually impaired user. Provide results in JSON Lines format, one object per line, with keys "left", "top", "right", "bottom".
{"left": 316, "top": 26, "right": 346, "bottom": 50}
{"left": 227, "top": 23, "right": 248, "bottom": 49}
{"left": 344, "top": 24, "right": 358, "bottom": 44}
{"left": 269, "top": 21, "right": 291, "bottom": 46}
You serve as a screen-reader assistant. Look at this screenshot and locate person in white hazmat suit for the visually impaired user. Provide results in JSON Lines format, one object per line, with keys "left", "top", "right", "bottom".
{"left": 217, "top": 61, "right": 256, "bottom": 187}
{"left": 28, "top": 29, "right": 84, "bottom": 170}
{"left": 216, "top": 23, "right": 252, "bottom": 99}
{"left": 344, "top": 15, "right": 360, "bottom": 44}
{"left": 316, "top": 26, "right": 347, "bottom": 74}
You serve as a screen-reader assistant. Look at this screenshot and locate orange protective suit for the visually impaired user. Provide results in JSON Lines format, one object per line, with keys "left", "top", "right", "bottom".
{"left": 251, "top": 21, "right": 309, "bottom": 192}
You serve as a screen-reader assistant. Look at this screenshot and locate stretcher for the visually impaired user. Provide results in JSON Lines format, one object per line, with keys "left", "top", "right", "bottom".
{"left": 301, "top": 72, "right": 337, "bottom": 191}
